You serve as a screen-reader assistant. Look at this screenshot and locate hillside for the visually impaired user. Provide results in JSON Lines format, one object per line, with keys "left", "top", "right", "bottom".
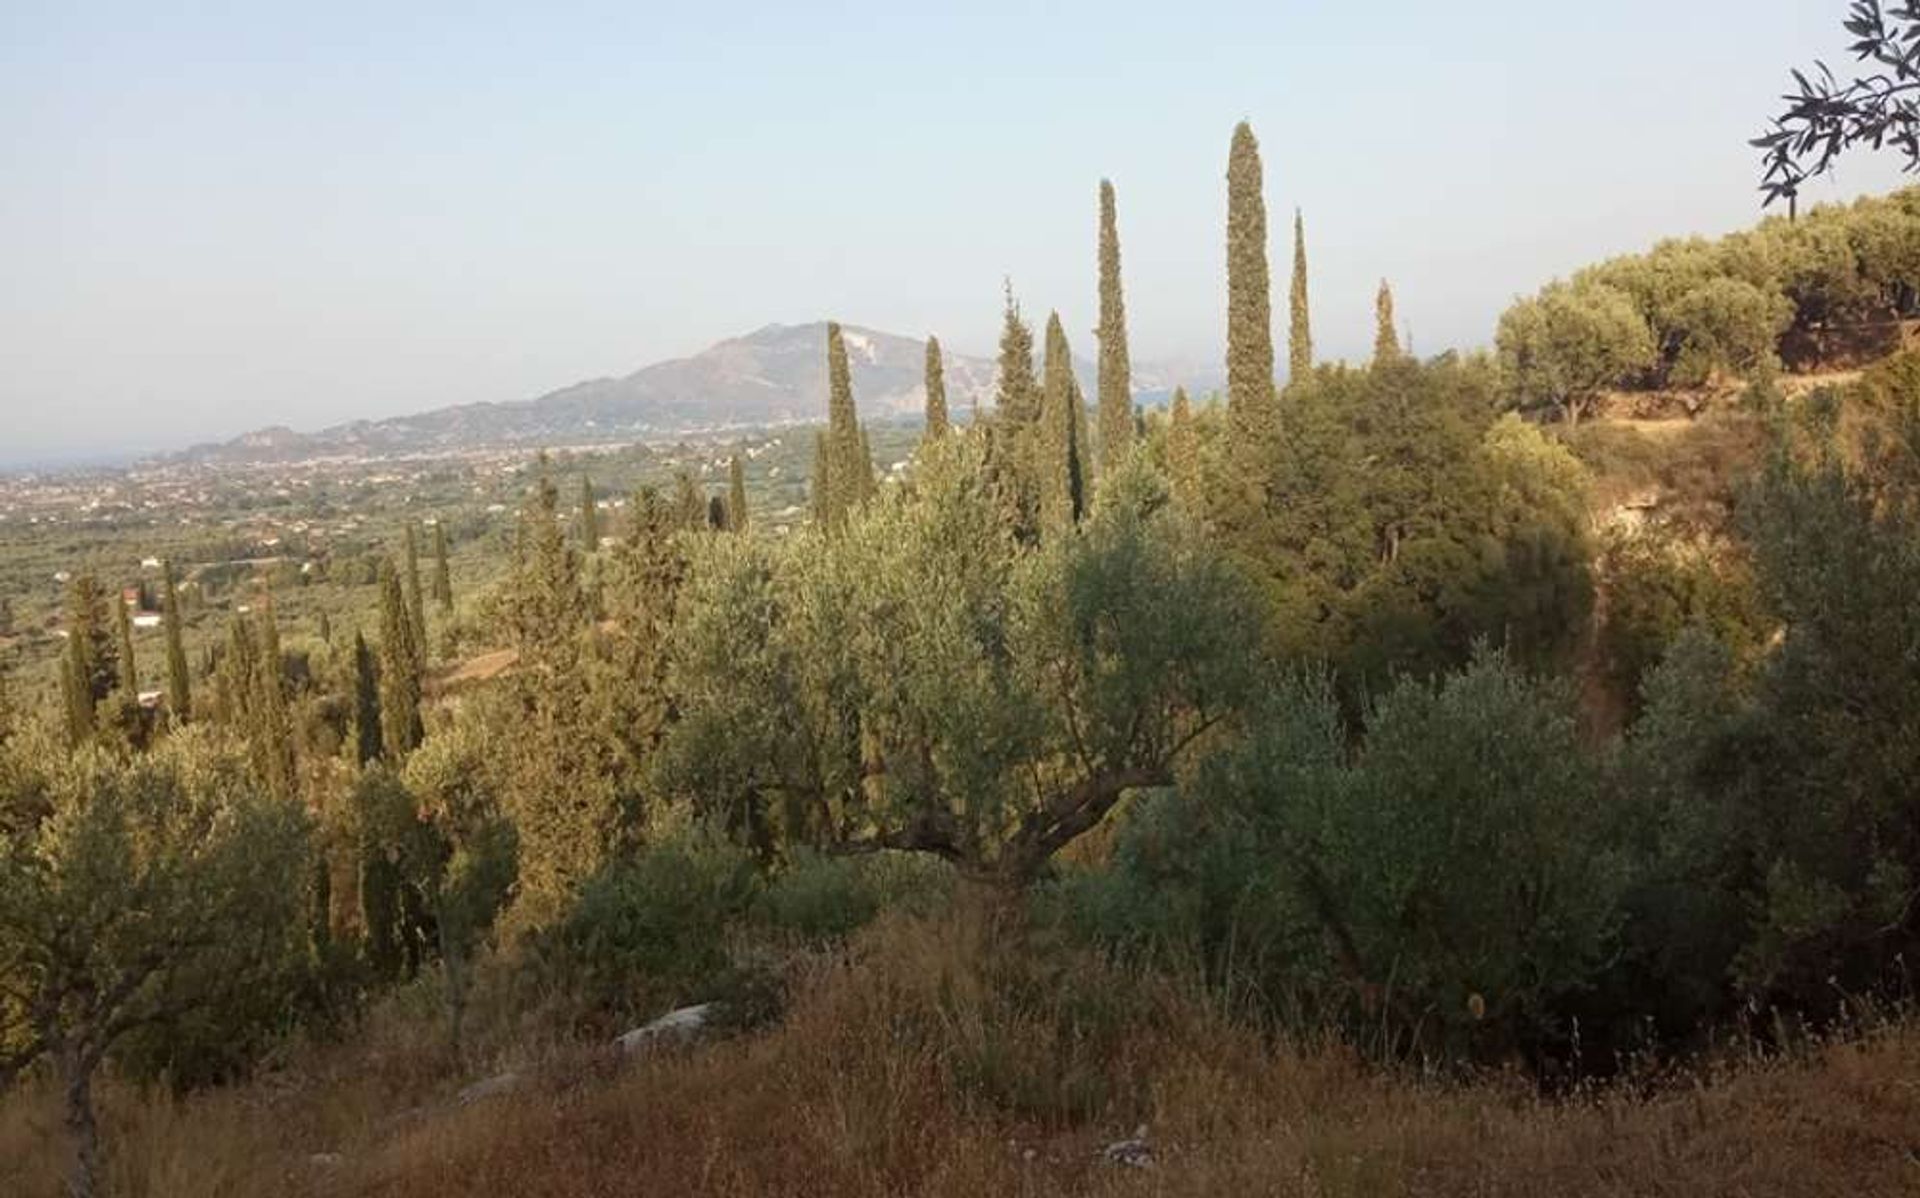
{"left": 170, "top": 322, "right": 1218, "bottom": 465}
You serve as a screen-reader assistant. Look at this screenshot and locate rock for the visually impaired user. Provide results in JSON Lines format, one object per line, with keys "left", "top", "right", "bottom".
{"left": 613, "top": 1002, "right": 715, "bottom": 1056}
{"left": 456, "top": 1070, "right": 521, "bottom": 1106}
{"left": 1101, "top": 1124, "right": 1154, "bottom": 1169}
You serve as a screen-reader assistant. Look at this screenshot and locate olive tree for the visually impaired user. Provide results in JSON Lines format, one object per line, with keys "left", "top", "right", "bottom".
{"left": 0, "top": 727, "right": 311, "bottom": 1197}
{"left": 1496, "top": 281, "right": 1656, "bottom": 426}
{"left": 658, "top": 436, "right": 1258, "bottom": 886}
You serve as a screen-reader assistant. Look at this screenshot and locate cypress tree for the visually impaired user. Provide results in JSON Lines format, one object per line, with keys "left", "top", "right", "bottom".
{"left": 924, "top": 336, "right": 950, "bottom": 441}
{"left": 377, "top": 564, "right": 422, "bottom": 760}
{"left": 578, "top": 476, "right": 601, "bottom": 550}
{"left": 672, "top": 469, "right": 705, "bottom": 531}
{"left": 403, "top": 525, "right": 427, "bottom": 671}
{"left": 704, "top": 494, "right": 725, "bottom": 530}
{"left": 62, "top": 646, "right": 93, "bottom": 747}
{"left": 859, "top": 423, "right": 876, "bottom": 496}
{"left": 810, "top": 431, "right": 832, "bottom": 525}
{"left": 162, "top": 562, "right": 190, "bottom": 722}
{"left": 113, "top": 590, "right": 137, "bottom": 696}
{"left": 728, "top": 455, "right": 749, "bottom": 533}
{"left": 253, "top": 598, "right": 296, "bottom": 800}
{"left": 63, "top": 573, "right": 117, "bottom": 707}
{"left": 317, "top": 610, "right": 332, "bottom": 645}
{"left": 431, "top": 521, "right": 453, "bottom": 612}
{"left": 1096, "top": 179, "right": 1134, "bottom": 471}
{"left": 353, "top": 630, "right": 382, "bottom": 767}
{"left": 994, "top": 285, "right": 1040, "bottom": 426}
{"left": 1289, "top": 208, "right": 1313, "bottom": 384}
{"left": 1374, "top": 279, "right": 1401, "bottom": 363}
{"left": 220, "top": 613, "right": 258, "bottom": 730}
{"left": 823, "top": 322, "right": 872, "bottom": 526}
{"left": 1226, "top": 121, "right": 1276, "bottom": 447}
{"left": 1040, "top": 312, "right": 1087, "bottom": 533}
{"left": 1168, "top": 387, "right": 1200, "bottom": 510}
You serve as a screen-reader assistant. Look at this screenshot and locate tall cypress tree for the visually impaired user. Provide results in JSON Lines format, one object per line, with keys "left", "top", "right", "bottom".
{"left": 1096, "top": 179, "right": 1134, "bottom": 471}
{"left": 113, "top": 590, "right": 137, "bottom": 696}
{"left": 377, "top": 564, "right": 422, "bottom": 760}
{"left": 352, "top": 630, "right": 382, "bottom": 767}
{"left": 1168, "top": 387, "right": 1200, "bottom": 510}
{"left": 728, "top": 455, "right": 749, "bottom": 533}
{"left": 1374, "top": 279, "right": 1402, "bottom": 363}
{"left": 253, "top": 598, "right": 295, "bottom": 800}
{"left": 823, "top": 322, "right": 872, "bottom": 526}
{"left": 431, "top": 521, "right": 453, "bottom": 612}
{"left": 578, "top": 476, "right": 601, "bottom": 550}
{"left": 403, "top": 524, "right": 427, "bottom": 672}
{"left": 1040, "top": 312, "right": 1086, "bottom": 533}
{"left": 1289, "top": 208, "right": 1313, "bottom": 384}
{"left": 924, "top": 336, "right": 950, "bottom": 440}
{"left": 162, "top": 561, "right": 190, "bottom": 722}
{"left": 1226, "top": 121, "right": 1276, "bottom": 448}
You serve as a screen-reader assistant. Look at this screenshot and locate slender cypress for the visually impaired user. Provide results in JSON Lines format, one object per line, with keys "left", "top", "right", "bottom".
{"left": 378, "top": 564, "right": 422, "bottom": 760}
{"left": 162, "top": 562, "right": 190, "bottom": 721}
{"left": 578, "top": 476, "right": 601, "bottom": 550}
{"left": 63, "top": 573, "right": 116, "bottom": 707}
{"left": 254, "top": 597, "right": 296, "bottom": 800}
{"left": 114, "top": 590, "right": 137, "bottom": 696}
{"left": 728, "top": 455, "right": 749, "bottom": 533}
{"left": 403, "top": 525, "right": 427, "bottom": 671}
{"left": 1168, "top": 387, "right": 1199, "bottom": 510}
{"left": 823, "top": 322, "right": 872, "bottom": 525}
{"left": 353, "top": 631, "right": 382, "bottom": 766}
{"left": 707, "top": 494, "right": 729, "bottom": 531}
{"left": 1226, "top": 122, "right": 1276, "bottom": 446}
{"left": 1289, "top": 208, "right": 1313, "bottom": 384}
{"left": 1040, "top": 312, "right": 1086, "bottom": 532}
{"left": 431, "top": 521, "right": 453, "bottom": 612}
{"left": 1374, "top": 279, "right": 1401, "bottom": 363}
{"left": 924, "top": 336, "right": 950, "bottom": 441}
{"left": 1096, "top": 179, "right": 1134, "bottom": 470}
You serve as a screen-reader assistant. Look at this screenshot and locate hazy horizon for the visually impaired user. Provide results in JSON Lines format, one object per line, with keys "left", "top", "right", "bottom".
{"left": 3, "top": 0, "right": 1908, "bottom": 462}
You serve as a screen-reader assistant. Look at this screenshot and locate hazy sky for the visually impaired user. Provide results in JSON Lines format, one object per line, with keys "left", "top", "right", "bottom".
{"left": 1, "top": 1, "right": 1908, "bottom": 462}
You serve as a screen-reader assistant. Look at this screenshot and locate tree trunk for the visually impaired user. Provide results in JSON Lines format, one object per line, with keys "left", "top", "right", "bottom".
{"left": 60, "top": 1045, "right": 100, "bottom": 1198}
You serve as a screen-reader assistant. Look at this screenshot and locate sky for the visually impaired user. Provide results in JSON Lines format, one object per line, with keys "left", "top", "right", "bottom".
{"left": 0, "top": 1, "right": 1910, "bottom": 463}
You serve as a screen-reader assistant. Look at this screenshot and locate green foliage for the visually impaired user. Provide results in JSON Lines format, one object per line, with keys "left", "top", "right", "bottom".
{"left": 727, "top": 455, "right": 749, "bottom": 534}
{"left": 1039, "top": 311, "right": 1088, "bottom": 534}
{"left": 0, "top": 727, "right": 311, "bottom": 1123}
{"left": 1077, "top": 651, "right": 1623, "bottom": 1060}
{"left": 1596, "top": 526, "right": 1766, "bottom": 714}
{"left": 1247, "top": 357, "right": 1593, "bottom": 693}
{"left": 1496, "top": 280, "right": 1656, "bottom": 425}
{"left": 661, "top": 435, "right": 1258, "bottom": 883}
{"left": 548, "top": 827, "right": 760, "bottom": 1014}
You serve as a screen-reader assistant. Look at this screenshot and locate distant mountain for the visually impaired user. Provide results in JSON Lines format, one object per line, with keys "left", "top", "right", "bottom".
{"left": 170, "top": 321, "right": 1220, "bottom": 464}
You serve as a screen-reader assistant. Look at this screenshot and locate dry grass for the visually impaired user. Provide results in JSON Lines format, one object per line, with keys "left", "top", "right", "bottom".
{"left": 6, "top": 907, "right": 1920, "bottom": 1197}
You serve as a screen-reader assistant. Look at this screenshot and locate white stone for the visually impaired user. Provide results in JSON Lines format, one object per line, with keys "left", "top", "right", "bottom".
{"left": 613, "top": 1002, "right": 714, "bottom": 1056}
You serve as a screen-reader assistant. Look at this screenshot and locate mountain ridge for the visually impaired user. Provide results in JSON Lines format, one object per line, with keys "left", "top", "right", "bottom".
{"left": 166, "top": 321, "right": 1218, "bottom": 465}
